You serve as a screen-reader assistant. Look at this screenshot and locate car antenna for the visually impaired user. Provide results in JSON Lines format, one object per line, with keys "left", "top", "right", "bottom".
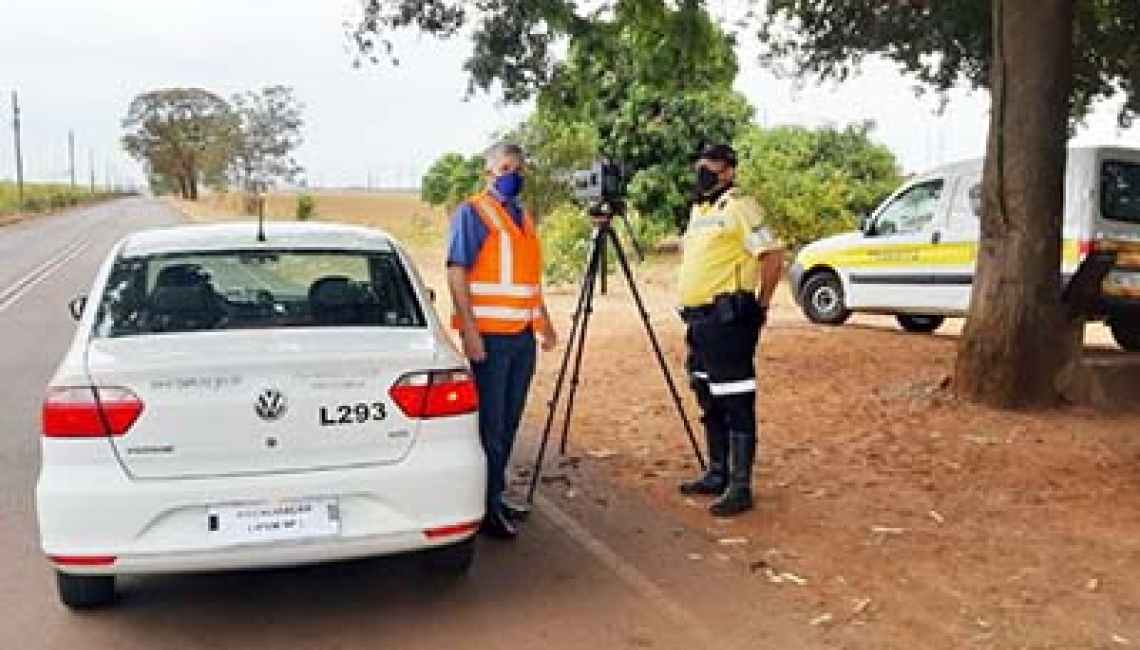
{"left": 256, "top": 190, "right": 267, "bottom": 242}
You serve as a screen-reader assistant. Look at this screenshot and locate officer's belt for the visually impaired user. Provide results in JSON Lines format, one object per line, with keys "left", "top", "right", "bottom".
{"left": 678, "top": 303, "right": 717, "bottom": 323}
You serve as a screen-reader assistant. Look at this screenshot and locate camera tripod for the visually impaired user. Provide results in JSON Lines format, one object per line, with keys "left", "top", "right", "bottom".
{"left": 525, "top": 209, "right": 706, "bottom": 504}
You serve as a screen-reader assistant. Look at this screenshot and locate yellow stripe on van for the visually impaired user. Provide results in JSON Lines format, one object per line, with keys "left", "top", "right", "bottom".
{"left": 800, "top": 239, "right": 1085, "bottom": 271}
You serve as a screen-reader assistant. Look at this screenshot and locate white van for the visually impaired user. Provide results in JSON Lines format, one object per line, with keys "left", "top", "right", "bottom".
{"left": 790, "top": 146, "right": 1140, "bottom": 350}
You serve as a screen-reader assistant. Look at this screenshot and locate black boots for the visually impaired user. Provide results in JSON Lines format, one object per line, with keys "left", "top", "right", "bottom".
{"left": 709, "top": 431, "right": 755, "bottom": 518}
{"left": 679, "top": 424, "right": 728, "bottom": 496}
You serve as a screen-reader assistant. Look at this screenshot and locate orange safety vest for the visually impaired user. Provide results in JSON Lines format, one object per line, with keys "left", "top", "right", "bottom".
{"left": 452, "top": 191, "right": 545, "bottom": 334}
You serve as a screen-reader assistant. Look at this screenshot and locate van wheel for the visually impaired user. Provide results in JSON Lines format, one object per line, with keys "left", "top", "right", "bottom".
{"left": 801, "top": 272, "right": 850, "bottom": 325}
{"left": 57, "top": 572, "right": 116, "bottom": 610}
{"left": 896, "top": 314, "right": 945, "bottom": 334}
{"left": 1109, "top": 318, "right": 1140, "bottom": 351}
{"left": 420, "top": 538, "right": 476, "bottom": 576}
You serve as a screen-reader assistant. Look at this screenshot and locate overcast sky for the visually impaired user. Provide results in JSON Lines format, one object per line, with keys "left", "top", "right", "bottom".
{"left": 2, "top": 0, "right": 1138, "bottom": 189}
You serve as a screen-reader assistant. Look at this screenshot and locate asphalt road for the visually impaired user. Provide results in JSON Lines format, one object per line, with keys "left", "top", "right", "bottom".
{"left": 0, "top": 199, "right": 814, "bottom": 650}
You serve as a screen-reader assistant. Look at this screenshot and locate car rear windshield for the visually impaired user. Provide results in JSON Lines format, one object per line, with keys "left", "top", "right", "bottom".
{"left": 1102, "top": 160, "right": 1140, "bottom": 224}
{"left": 93, "top": 249, "right": 426, "bottom": 338}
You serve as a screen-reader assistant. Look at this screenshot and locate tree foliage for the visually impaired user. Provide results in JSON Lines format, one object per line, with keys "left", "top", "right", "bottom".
{"left": 122, "top": 88, "right": 236, "bottom": 200}
{"left": 229, "top": 86, "right": 305, "bottom": 191}
{"left": 408, "top": 1, "right": 751, "bottom": 228}
{"left": 122, "top": 86, "right": 305, "bottom": 201}
{"left": 502, "top": 113, "right": 598, "bottom": 219}
{"left": 420, "top": 152, "right": 483, "bottom": 211}
{"left": 759, "top": 0, "right": 1140, "bottom": 126}
{"left": 735, "top": 122, "right": 900, "bottom": 250}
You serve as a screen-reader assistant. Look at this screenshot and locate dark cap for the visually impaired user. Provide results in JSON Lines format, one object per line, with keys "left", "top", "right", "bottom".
{"left": 697, "top": 143, "right": 738, "bottom": 167}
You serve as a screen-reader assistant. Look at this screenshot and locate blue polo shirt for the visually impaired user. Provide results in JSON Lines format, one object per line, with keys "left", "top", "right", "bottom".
{"left": 445, "top": 189, "right": 525, "bottom": 269}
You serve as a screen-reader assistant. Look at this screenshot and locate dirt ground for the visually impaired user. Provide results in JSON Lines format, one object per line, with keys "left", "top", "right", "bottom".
{"left": 182, "top": 192, "right": 1140, "bottom": 649}
{"left": 529, "top": 277, "right": 1140, "bottom": 650}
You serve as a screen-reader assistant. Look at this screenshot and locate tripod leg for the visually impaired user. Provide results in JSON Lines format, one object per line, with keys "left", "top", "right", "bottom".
{"left": 598, "top": 230, "right": 609, "bottom": 296}
{"left": 526, "top": 227, "right": 603, "bottom": 504}
{"left": 605, "top": 227, "right": 706, "bottom": 470}
{"left": 556, "top": 240, "right": 602, "bottom": 456}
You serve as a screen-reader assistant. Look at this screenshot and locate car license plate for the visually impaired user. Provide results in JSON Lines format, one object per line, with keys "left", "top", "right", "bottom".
{"left": 207, "top": 497, "right": 340, "bottom": 545}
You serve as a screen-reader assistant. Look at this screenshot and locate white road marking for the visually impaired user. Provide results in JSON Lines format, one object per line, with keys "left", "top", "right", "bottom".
{"left": 534, "top": 494, "right": 720, "bottom": 648}
{"left": 0, "top": 238, "right": 91, "bottom": 313}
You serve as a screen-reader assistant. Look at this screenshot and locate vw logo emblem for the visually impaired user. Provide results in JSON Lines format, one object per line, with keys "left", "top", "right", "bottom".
{"left": 255, "top": 389, "right": 288, "bottom": 421}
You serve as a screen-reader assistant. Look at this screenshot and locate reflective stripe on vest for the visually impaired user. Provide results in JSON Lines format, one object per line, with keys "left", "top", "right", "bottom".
{"left": 454, "top": 192, "right": 544, "bottom": 334}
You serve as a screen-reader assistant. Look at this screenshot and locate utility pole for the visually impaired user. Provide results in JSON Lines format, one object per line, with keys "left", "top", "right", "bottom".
{"left": 89, "top": 148, "right": 95, "bottom": 193}
{"left": 68, "top": 130, "right": 76, "bottom": 189}
{"left": 11, "top": 91, "right": 24, "bottom": 204}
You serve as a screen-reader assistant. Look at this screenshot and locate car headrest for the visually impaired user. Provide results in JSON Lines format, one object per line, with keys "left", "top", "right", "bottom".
{"left": 155, "top": 263, "right": 211, "bottom": 289}
{"left": 309, "top": 276, "right": 371, "bottom": 307}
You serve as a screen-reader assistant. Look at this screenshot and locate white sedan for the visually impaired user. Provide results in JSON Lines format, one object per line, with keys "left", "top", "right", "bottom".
{"left": 36, "top": 222, "right": 485, "bottom": 609}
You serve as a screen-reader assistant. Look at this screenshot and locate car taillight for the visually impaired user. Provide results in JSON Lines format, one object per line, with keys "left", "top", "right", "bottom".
{"left": 1079, "top": 239, "right": 1094, "bottom": 258}
{"left": 389, "top": 370, "right": 478, "bottom": 419}
{"left": 43, "top": 387, "right": 143, "bottom": 438}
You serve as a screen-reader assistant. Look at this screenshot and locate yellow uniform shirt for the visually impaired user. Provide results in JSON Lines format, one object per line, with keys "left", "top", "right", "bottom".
{"left": 678, "top": 188, "right": 780, "bottom": 307}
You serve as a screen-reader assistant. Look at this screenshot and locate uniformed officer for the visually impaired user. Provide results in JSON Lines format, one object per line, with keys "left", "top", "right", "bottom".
{"left": 446, "top": 142, "right": 558, "bottom": 539}
{"left": 676, "top": 143, "right": 783, "bottom": 517}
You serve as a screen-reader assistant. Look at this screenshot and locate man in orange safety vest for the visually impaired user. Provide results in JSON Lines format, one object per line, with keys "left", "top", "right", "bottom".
{"left": 446, "top": 142, "right": 558, "bottom": 539}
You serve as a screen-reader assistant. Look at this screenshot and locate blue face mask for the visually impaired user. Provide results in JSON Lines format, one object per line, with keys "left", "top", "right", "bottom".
{"left": 494, "top": 171, "right": 524, "bottom": 199}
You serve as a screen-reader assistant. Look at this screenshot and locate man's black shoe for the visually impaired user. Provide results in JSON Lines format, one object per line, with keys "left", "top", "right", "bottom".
{"left": 501, "top": 501, "right": 531, "bottom": 522}
{"left": 678, "top": 474, "right": 727, "bottom": 496}
{"left": 709, "top": 486, "right": 754, "bottom": 518}
{"left": 479, "top": 510, "right": 518, "bottom": 539}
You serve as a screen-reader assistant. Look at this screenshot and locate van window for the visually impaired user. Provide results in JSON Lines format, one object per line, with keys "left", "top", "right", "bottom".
{"left": 1102, "top": 161, "right": 1140, "bottom": 224}
{"left": 870, "top": 180, "right": 944, "bottom": 236}
{"left": 93, "top": 249, "right": 426, "bottom": 338}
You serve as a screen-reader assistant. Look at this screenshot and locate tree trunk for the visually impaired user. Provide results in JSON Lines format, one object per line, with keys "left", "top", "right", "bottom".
{"left": 177, "top": 174, "right": 189, "bottom": 200}
{"left": 953, "top": 0, "right": 1079, "bottom": 409}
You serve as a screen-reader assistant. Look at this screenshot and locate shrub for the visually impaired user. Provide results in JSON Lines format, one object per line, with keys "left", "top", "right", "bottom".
{"left": 296, "top": 194, "right": 315, "bottom": 221}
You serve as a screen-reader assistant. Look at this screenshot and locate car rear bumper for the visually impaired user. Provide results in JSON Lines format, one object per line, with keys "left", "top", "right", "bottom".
{"left": 37, "top": 438, "right": 486, "bottom": 576}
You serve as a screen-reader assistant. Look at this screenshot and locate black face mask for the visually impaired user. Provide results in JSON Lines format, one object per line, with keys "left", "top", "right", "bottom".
{"left": 695, "top": 167, "right": 720, "bottom": 196}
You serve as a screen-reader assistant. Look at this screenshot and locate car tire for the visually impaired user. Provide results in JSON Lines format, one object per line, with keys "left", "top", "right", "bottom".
{"left": 57, "top": 572, "right": 116, "bottom": 610}
{"left": 896, "top": 314, "right": 945, "bottom": 334}
{"left": 420, "top": 538, "right": 476, "bottom": 576}
{"left": 1109, "top": 318, "right": 1140, "bottom": 351}
{"left": 801, "top": 271, "right": 851, "bottom": 325}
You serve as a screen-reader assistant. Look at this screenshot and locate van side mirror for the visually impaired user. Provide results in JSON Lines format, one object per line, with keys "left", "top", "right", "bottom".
{"left": 68, "top": 296, "right": 87, "bottom": 321}
{"left": 859, "top": 214, "right": 874, "bottom": 235}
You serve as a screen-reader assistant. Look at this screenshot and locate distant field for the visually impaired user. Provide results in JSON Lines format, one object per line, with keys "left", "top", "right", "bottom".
{"left": 182, "top": 191, "right": 447, "bottom": 252}
{"left": 0, "top": 181, "right": 123, "bottom": 223}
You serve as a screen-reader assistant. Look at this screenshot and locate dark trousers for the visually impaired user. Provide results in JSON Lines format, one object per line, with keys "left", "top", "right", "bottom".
{"left": 685, "top": 296, "right": 762, "bottom": 477}
{"left": 471, "top": 330, "right": 537, "bottom": 515}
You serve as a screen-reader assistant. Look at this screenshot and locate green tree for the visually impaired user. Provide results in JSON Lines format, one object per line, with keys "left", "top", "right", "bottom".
{"left": 614, "top": 86, "right": 752, "bottom": 226}
{"left": 353, "top": 1, "right": 1140, "bottom": 408}
{"left": 759, "top": 1, "right": 1140, "bottom": 407}
{"left": 121, "top": 88, "right": 236, "bottom": 200}
{"left": 229, "top": 85, "right": 305, "bottom": 192}
{"left": 501, "top": 113, "right": 598, "bottom": 220}
{"left": 357, "top": 1, "right": 751, "bottom": 228}
{"left": 420, "top": 152, "right": 483, "bottom": 212}
{"left": 735, "top": 122, "right": 900, "bottom": 250}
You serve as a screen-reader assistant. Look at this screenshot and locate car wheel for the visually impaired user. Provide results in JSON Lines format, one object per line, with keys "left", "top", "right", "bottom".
{"left": 57, "top": 572, "right": 115, "bottom": 610}
{"left": 1109, "top": 318, "right": 1140, "bottom": 351}
{"left": 801, "top": 271, "right": 851, "bottom": 325}
{"left": 420, "top": 538, "right": 476, "bottom": 576}
{"left": 896, "top": 314, "right": 945, "bottom": 334}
